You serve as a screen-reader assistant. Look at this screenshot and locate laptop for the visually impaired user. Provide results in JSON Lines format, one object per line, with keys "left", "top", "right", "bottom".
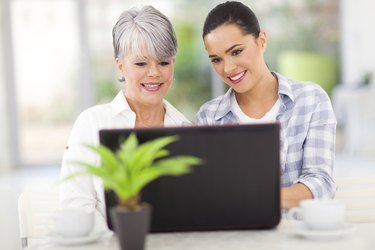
{"left": 100, "top": 123, "right": 281, "bottom": 232}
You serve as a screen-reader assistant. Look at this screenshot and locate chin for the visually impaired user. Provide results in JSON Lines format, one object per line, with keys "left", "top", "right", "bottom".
{"left": 142, "top": 97, "right": 164, "bottom": 106}
{"left": 232, "top": 85, "right": 251, "bottom": 94}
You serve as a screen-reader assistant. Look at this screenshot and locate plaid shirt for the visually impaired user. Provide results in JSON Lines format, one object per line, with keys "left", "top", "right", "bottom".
{"left": 196, "top": 72, "right": 337, "bottom": 199}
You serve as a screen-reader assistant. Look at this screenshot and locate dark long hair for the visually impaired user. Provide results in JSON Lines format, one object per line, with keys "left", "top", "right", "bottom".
{"left": 202, "top": 1, "right": 260, "bottom": 38}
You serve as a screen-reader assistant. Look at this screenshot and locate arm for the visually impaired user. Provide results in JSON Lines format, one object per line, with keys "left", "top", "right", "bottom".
{"left": 59, "top": 111, "right": 109, "bottom": 231}
{"left": 281, "top": 183, "right": 312, "bottom": 208}
{"left": 60, "top": 111, "right": 97, "bottom": 209}
{"left": 196, "top": 107, "right": 210, "bottom": 125}
{"left": 289, "top": 92, "right": 337, "bottom": 207}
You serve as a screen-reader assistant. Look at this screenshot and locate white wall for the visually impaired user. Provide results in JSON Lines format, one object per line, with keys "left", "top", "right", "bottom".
{"left": 0, "top": 31, "right": 8, "bottom": 171}
{"left": 0, "top": 0, "right": 19, "bottom": 173}
{"left": 341, "top": 0, "right": 375, "bottom": 85}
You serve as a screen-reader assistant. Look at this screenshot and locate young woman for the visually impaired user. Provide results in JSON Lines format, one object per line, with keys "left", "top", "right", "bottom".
{"left": 197, "top": 1, "right": 337, "bottom": 213}
{"left": 60, "top": 5, "right": 189, "bottom": 231}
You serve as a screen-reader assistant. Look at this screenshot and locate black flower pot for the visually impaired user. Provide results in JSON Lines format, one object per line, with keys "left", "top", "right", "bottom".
{"left": 110, "top": 205, "right": 151, "bottom": 250}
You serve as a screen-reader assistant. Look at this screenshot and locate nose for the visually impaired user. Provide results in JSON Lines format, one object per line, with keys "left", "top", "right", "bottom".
{"left": 147, "top": 63, "right": 160, "bottom": 77}
{"left": 223, "top": 59, "right": 236, "bottom": 75}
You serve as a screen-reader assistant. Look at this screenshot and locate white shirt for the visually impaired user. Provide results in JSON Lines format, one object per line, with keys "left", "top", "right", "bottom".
{"left": 230, "top": 92, "right": 281, "bottom": 123}
{"left": 59, "top": 91, "right": 190, "bottom": 231}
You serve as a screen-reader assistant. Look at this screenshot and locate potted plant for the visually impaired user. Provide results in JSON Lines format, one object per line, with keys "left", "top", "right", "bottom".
{"left": 64, "top": 133, "right": 202, "bottom": 250}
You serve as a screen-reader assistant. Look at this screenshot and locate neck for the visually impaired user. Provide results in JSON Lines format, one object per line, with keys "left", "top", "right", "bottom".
{"left": 235, "top": 70, "right": 279, "bottom": 119}
{"left": 125, "top": 96, "right": 165, "bottom": 128}
{"left": 237, "top": 69, "right": 278, "bottom": 102}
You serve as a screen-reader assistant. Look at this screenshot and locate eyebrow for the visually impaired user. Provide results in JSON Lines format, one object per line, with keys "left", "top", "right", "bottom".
{"left": 208, "top": 44, "right": 243, "bottom": 58}
{"left": 132, "top": 56, "right": 148, "bottom": 61}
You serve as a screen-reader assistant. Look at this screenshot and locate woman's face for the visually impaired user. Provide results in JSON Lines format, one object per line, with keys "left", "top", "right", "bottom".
{"left": 203, "top": 24, "right": 267, "bottom": 94}
{"left": 116, "top": 54, "right": 174, "bottom": 107}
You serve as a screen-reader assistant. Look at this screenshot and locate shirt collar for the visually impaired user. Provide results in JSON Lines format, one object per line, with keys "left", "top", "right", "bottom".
{"left": 110, "top": 90, "right": 134, "bottom": 118}
{"left": 273, "top": 72, "right": 295, "bottom": 104}
{"left": 214, "top": 88, "right": 235, "bottom": 121}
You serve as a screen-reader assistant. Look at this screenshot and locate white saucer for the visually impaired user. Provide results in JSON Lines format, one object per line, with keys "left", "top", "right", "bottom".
{"left": 47, "top": 231, "right": 104, "bottom": 246}
{"left": 292, "top": 224, "right": 356, "bottom": 240}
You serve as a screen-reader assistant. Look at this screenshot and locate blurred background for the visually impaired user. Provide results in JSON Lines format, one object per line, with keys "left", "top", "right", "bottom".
{"left": 1, "top": 0, "right": 375, "bottom": 249}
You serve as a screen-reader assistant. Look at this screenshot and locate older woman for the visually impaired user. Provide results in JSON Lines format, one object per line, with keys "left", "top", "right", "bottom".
{"left": 59, "top": 5, "right": 189, "bottom": 231}
{"left": 197, "top": 1, "right": 337, "bottom": 214}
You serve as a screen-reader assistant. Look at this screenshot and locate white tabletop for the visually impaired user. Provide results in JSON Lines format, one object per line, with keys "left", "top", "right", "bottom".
{"left": 26, "top": 220, "right": 375, "bottom": 250}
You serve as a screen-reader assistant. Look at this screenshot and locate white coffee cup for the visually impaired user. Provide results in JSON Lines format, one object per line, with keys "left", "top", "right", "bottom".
{"left": 52, "top": 208, "right": 95, "bottom": 237}
{"left": 289, "top": 199, "right": 345, "bottom": 230}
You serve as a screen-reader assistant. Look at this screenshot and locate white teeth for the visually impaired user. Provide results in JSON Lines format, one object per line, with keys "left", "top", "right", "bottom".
{"left": 229, "top": 71, "right": 245, "bottom": 81}
{"left": 143, "top": 83, "right": 161, "bottom": 89}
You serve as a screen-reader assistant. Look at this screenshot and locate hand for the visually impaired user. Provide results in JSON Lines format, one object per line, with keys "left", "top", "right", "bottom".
{"left": 281, "top": 183, "right": 313, "bottom": 208}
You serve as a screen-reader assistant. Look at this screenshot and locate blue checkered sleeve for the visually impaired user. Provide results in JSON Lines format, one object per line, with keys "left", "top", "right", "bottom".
{"left": 294, "top": 90, "right": 337, "bottom": 198}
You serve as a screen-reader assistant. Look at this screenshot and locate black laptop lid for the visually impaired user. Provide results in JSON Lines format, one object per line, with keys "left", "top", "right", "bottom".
{"left": 100, "top": 123, "right": 281, "bottom": 232}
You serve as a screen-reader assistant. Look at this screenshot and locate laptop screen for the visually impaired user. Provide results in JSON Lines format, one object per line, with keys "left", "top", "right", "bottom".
{"left": 100, "top": 123, "right": 281, "bottom": 232}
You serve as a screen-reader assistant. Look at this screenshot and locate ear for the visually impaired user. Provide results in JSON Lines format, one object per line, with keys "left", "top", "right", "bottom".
{"left": 116, "top": 58, "right": 124, "bottom": 72}
{"left": 258, "top": 31, "right": 267, "bottom": 51}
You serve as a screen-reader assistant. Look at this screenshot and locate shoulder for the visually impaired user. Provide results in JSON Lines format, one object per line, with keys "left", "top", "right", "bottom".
{"left": 68, "top": 103, "right": 111, "bottom": 142}
{"left": 74, "top": 91, "right": 127, "bottom": 125}
{"left": 291, "top": 80, "right": 329, "bottom": 101}
{"left": 196, "top": 89, "right": 233, "bottom": 123}
{"left": 74, "top": 103, "right": 113, "bottom": 126}
{"left": 276, "top": 72, "right": 332, "bottom": 107}
{"left": 199, "top": 94, "right": 226, "bottom": 112}
{"left": 277, "top": 73, "right": 336, "bottom": 123}
{"left": 289, "top": 80, "right": 334, "bottom": 118}
{"left": 196, "top": 95, "right": 225, "bottom": 123}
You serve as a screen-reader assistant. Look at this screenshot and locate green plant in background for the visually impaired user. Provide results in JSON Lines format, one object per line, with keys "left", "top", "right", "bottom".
{"left": 95, "top": 78, "right": 120, "bottom": 104}
{"left": 167, "top": 22, "right": 211, "bottom": 120}
{"left": 263, "top": 0, "right": 340, "bottom": 70}
{"left": 361, "top": 72, "right": 373, "bottom": 86}
{"left": 277, "top": 51, "right": 338, "bottom": 96}
{"left": 261, "top": 0, "right": 340, "bottom": 95}
{"left": 63, "top": 133, "right": 202, "bottom": 209}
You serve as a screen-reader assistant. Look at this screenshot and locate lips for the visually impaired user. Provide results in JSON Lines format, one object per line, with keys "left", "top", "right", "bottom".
{"left": 141, "top": 82, "right": 162, "bottom": 92}
{"left": 227, "top": 71, "right": 246, "bottom": 84}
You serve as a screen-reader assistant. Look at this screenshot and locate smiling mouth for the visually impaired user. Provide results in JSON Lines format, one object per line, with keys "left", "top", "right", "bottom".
{"left": 228, "top": 71, "right": 246, "bottom": 84}
{"left": 141, "top": 82, "right": 163, "bottom": 92}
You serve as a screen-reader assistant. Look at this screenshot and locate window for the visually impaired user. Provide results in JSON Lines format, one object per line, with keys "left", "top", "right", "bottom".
{"left": 12, "top": 0, "right": 80, "bottom": 166}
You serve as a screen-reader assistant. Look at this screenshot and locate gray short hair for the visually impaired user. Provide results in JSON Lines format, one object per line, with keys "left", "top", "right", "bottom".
{"left": 112, "top": 5, "right": 177, "bottom": 60}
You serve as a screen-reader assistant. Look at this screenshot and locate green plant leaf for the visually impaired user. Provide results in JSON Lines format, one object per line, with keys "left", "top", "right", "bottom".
{"left": 129, "top": 135, "right": 178, "bottom": 172}
{"left": 68, "top": 161, "right": 110, "bottom": 178}
{"left": 117, "top": 133, "right": 138, "bottom": 167}
{"left": 84, "top": 144, "right": 119, "bottom": 172}
{"left": 132, "top": 156, "right": 202, "bottom": 194}
{"left": 67, "top": 161, "right": 120, "bottom": 189}
{"left": 64, "top": 134, "right": 202, "bottom": 208}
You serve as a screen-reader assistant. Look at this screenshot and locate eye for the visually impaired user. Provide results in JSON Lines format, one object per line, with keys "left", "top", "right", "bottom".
{"left": 231, "top": 49, "right": 243, "bottom": 56}
{"left": 210, "top": 58, "right": 221, "bottom": 64}
{"left": 135, "top": 62, "right": 146, "bottom": 66}
{"left": 159, "top": 61, "right": 170, "bottom": 66}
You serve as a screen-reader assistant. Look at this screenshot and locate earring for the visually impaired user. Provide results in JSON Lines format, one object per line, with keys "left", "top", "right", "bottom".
{"left": 119, "top": 76, "right": 125, "bottom": 82}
